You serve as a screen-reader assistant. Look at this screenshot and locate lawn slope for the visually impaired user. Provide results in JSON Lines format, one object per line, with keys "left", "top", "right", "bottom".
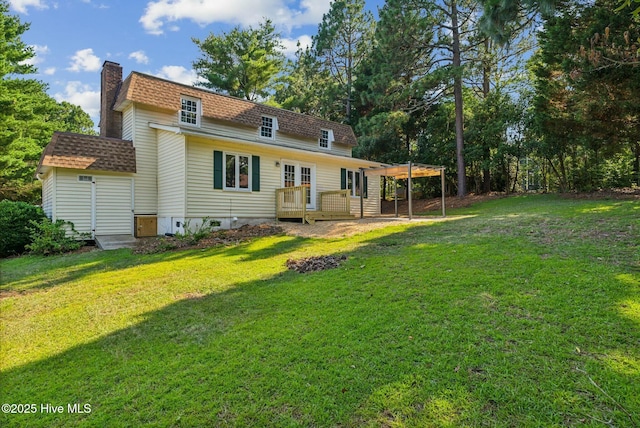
{"left": 1, "top": 194, "right": 638, "bottom": 427}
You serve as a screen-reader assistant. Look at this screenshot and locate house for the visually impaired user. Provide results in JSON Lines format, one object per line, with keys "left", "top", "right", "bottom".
{"left": 36, "top": 61, "right": 383, "bottom": 238}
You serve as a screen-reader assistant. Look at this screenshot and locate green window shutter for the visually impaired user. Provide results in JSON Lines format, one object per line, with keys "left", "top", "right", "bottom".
{"left": 213, "top": 150, "right": 223, "bottom": 189}
{"left": 252, "top": 155, "right": 260, "bottom": 192}
{"left": 340, "top": 168, "right": 347, "bottom": 190}
{"left": 364, "top": 176, "right": 368, "bottom": 199}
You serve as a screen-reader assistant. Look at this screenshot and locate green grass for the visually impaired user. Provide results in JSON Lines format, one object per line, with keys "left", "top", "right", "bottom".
{"left": 1, "top": 194, "right": 638, "bottom": 427}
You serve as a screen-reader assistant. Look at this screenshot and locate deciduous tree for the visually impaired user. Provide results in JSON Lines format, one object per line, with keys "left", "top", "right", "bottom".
{"left": 193, "top": 19, "right": 285, "bottom": 101}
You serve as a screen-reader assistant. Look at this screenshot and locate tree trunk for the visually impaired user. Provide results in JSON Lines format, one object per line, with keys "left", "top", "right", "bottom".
{"left": 452, "top": 0, "right": 466, "bottom": 197}
{"left": 482, "top": 38, "right": 491, "bottom": 194}
{"left": 634, "top": 142, "right": 640, "bottom": 185}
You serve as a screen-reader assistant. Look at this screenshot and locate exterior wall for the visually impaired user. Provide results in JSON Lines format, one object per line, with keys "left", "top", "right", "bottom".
{"left": 94, "top": 176, "right": 134, "bottom": 235}
{"left": 52, "top": 169, "right": 93, "bottom": 234}
{"left": 157, "top": 130, "right": 186, "bottom": 235}
{"left": 122, "top": 106, "right": 134, "bottom": 140}
{"left": 49, "top": 168, "right": 135, "bottom": 236}
{"left": 41, "top": 169, "right": 55, "bottom": 219}
{"left": 184, "top": 135, "right": 380, "bottom": 221}
{"left": 123, "top": 102, "right": 375, "bottom": 229}
{"left": 126, "top": 104, "right": 177, "bottom": 214}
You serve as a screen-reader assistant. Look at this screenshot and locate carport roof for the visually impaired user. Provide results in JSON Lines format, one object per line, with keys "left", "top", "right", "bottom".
{"left": 36, "top": 132, "right": 136, "bottom": 175}
{"left": 364, "top": 163, "right": 445, "bottom": 179}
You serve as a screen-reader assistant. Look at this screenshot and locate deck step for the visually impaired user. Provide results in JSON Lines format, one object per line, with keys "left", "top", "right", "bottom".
{"left": 304, "top": 211, "right": 355, "bottom": 224}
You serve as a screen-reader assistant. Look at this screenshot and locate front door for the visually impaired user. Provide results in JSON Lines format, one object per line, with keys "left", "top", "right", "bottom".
{"left": 282, "top": 161, "right": 316, "bottom": 209}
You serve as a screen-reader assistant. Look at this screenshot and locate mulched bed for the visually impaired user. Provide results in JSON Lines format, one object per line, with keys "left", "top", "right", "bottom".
{"left": 133, "top": 224, "right": 284, "bottom": 254}
{"left": 286, "top": 255, "right": 348, "bottom": 273}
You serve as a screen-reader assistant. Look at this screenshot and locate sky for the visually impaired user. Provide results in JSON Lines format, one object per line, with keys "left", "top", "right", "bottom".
{"left": 9, "top": 0, "right": 383, "bottom": 126}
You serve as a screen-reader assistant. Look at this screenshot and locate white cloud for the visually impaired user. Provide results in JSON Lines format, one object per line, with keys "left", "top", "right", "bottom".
{"left": 54, "top": 81, "right": 100, "bottom": 118}
{"left": 129, "top": 50, "right": 150, "bottom": 65}
{"left": 21, "top": 44, "right": 49, "bottom": 66}
{"left": 43, "top": 67, "right": 56, "bottom": 75}
{"left": 281, "top": 35, "right": 312, "bottom": 58}
{"left": 139, "top": 0, "right": 331, "bottom": 35}
{"left": 153, "top": 65, "right": 201, "bottom": 86}
{"left": 8, "top": 0, "right": 48, "bottom": 14}
{"left": 67, "top": 48, "right": 101, "bottom": 72}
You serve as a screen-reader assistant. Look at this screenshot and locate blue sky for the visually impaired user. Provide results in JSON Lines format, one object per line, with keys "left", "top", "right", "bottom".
{"left": 10, "top": 0, "right": 383, "bottom": 126}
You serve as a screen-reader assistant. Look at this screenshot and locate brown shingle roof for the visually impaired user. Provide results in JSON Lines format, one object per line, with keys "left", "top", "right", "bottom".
{"left": 37, "top": 132, "right": 136, "bottom": 174}
{"left": 114, "top": 72, "right": 357, "bottom": 146}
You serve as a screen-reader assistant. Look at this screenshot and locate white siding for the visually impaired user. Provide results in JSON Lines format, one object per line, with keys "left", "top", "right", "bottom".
{"left": 41, "top": 169, "right": 55, "bottom": 219}
{"left": 349, "top": 177, "right": 381, "bottom": 217}
{"left": 54, "top": 169, "right": 93, "bottom": 234}
{"left": 129, "top": 105, "right": 176, "bottom": 214}
{"left": 186, "top": 138, "right": 278, "bottom": 218}
{"left": 122, "top": 106, "right": 134, "bottom": 140}
{"left": 185, "top": 136, "right": 379, "bottom": 219}
{"left": 157, "top": 130, "right": 186, "bottom": 217}
{"left": 95, "top": 176, "right": 133, "bottom": 235}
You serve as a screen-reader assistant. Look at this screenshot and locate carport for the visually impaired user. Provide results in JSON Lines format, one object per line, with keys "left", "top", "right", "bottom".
{"left": 359, "top": 162, "right": 446, "bottom": 219}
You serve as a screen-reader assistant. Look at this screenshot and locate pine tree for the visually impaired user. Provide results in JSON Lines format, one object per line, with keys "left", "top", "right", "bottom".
{"left": 313, "top": 0, "right": 375, "bottom": 123}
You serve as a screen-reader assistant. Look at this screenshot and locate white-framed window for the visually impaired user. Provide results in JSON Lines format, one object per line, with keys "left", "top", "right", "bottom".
{"left": 78, "top": 175, "right": 93, "bottom": 183}
{"left": 180, "top": 96, "right": 200, "bottom": 126}
{"left": 260, "top": 115, "right": 277, "bottom": 139}
{"left": 319, "top": 129, "right": 333, "bottom": 149}
{"left": 224, "top": 152, "right": 251, "bottom": 191}
{"left": 346, "top": 169, "right": 361, "bottom": 197}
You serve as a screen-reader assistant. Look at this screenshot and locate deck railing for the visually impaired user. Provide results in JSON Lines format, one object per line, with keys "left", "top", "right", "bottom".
{"left": 275, "top": 185, "right": 308, "bottom": 219}
{"left": 276, "top": 187, "right": 352, "bottom": 223}
{"left": 319, "top": 189, "right": 350, "bottom": 213}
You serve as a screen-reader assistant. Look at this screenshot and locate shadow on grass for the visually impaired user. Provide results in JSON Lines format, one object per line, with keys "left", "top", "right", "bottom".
{"left": 1, "top": 217, "right": 639, "bottom": 427}
{"left": 0, "top": 234, "right": 310, "bottom": 297}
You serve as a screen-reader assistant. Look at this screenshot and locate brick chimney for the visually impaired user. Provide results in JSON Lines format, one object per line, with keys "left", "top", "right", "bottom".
{"left": 99, "top": 61, "right": 123, "bottom": 138}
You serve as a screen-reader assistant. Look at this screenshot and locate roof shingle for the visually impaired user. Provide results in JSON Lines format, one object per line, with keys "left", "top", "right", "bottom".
{"left": 114, "top": 72, "right": 357, "bottom": 146}
{"left": 37, "top": 132, "right": 136, "bottom": 174}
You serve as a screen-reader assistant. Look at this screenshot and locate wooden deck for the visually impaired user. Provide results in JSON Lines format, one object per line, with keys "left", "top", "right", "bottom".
{"left": 276, "top": 186, "right": 354, "bottom": 224}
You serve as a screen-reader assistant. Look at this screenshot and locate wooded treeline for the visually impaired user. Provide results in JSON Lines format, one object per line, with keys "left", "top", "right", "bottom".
{"left": 2, "top": 0, "right": 638, "bottom": 202}
{"left": 0, "top": 1, "right": 94, "bottom": 202}
{"left": 194, "top": 0, "right": 640, "bottom": 196}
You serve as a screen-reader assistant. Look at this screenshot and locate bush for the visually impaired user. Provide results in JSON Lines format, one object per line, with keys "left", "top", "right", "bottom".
{"left": 26, "top": 218, "right": 88, "bottom": 256}
{"left": 175, "top": 217, "right": 221, "bottom": 244}
{"left": 0, "top": 200, "right": 46, "bottom": 257}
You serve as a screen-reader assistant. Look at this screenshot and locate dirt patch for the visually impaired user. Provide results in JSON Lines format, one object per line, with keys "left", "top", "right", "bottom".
{"left": 286, "top": 255, "right": 348, "bottom": 273}
{"left": 558, "top": 188, "right": 640, "bottom": 200}
{"left": 133, "top": 224, "right": 284, "bottom": 254}
{"left": 381, "top": 192, "right": 506, "bottom": 214}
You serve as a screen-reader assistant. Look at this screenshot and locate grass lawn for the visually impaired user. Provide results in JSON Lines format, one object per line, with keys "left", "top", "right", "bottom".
{"left": 1, "top": 194, "right": 638, "bottom": 427}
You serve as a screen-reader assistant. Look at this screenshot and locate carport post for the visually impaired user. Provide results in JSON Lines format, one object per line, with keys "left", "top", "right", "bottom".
{"left": 359, "top": 168, "right": 364, "bottom": 219}
{"left": 408, "top": 161, "right": 413, "bottom": 220}
{"left": 394, "top": 177, "right": 398, "bottom": 218}
{"left": 441, "top": 167, "right": 446, "bottom": 217}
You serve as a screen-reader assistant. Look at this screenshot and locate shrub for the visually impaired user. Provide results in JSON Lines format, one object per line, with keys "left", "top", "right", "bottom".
{"left": 26, "top": 218, "right": 88, "bottom": 256}
{"left": 175, "top": 217, "right": 221, "bottom": 244}
{"left": 0, "top": 200, "right": 46, "bottom": 257}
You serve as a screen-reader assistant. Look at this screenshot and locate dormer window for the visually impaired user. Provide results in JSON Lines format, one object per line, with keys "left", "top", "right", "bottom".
{"left": 319, "top": 129, "right": 333, "bottom": 149}
{"left": 180, "top": 96, "right": 200, "bottom": 126}
{"left": 260, "top": 116, "right": 277, "bottom": 139}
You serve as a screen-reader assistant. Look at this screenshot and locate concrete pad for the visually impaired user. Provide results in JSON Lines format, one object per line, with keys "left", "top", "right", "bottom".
{"left": 95, "top": 235, "right": 137, "bottom": 250}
